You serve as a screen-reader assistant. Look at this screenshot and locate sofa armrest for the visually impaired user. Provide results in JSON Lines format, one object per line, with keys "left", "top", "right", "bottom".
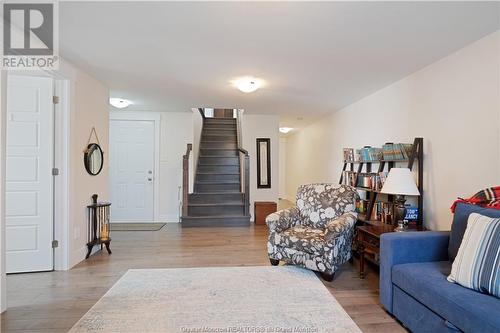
{"left": 324, "top": 212, "right": 357, "bottom": 242}
{"left": 380, "top": 231, "right": 450, "bottom": 314}
{"left": 265, "top": 207, "right": 301, "bottom": 233}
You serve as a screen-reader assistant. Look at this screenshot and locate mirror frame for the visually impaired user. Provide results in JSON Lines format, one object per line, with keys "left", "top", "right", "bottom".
{"left": 84, "top": 143, "right": 104, "bottom": 176}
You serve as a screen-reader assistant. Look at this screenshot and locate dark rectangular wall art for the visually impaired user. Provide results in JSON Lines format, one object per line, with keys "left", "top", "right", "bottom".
{"left": 256, "top": 138, "right": 271, "bottom": 188}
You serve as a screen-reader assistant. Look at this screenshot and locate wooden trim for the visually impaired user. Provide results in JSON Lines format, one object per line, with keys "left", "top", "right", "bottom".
{"left": 256, "top": 138, "right": 271, "bottom": 189}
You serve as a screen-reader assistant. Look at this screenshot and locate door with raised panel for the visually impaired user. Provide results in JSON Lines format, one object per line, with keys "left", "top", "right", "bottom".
{"left": 109, "top": 120, "right": 155, "bottom": 221}
{"left": 6, "top": 75, "right": 54, "bottom": 273}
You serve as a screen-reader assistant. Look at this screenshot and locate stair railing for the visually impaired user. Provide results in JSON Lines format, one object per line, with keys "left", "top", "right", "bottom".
{"left": 235, "top": 109, "right": 250, "bottom": 216}
{"left": 182, "top": 143, "right": 193, "bottom": 217}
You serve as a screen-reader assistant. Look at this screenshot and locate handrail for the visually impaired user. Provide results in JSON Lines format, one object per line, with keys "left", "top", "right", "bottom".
{"left": 182, "top": 143, "right": 193, "bottom": 217}
{"left": 198, "top": 107, "right": 206, "bottom": 119}
{"left": 235, "top": 110, "right": 250, "bottom": 216}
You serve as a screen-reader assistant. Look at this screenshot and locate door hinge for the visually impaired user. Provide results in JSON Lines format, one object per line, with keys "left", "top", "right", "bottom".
{"left": 52, "top": 240, "right": 59, "bottom": 248}
{"left": 52, "top": 168, "right": 59, "bottom": 176}
{"left": 53, "top": 96, "right": 60, "bottom": 104}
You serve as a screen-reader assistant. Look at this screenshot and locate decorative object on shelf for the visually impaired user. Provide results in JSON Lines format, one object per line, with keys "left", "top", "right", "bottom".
{"left": 380, "top": 168, "right": 420, "bottom": 231}
{"left": 86, "top": 194, "right": 112, "bottom": 259}
{"left": 256, "top": 138, "right": 271, "bottom": 188}
{"left": 84, "top": 127, "right": 104, "bottom": 176}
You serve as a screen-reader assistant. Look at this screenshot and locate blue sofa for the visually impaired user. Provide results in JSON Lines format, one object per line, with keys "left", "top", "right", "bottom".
{"left": 380, "top": 205, "right": 500, "bottom": 332}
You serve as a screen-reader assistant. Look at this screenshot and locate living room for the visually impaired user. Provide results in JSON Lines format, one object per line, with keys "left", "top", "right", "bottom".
{"left": 1, "top": 1, "right": 500, "bottom": 333}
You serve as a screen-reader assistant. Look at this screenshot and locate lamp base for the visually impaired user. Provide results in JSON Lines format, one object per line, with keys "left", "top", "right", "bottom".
{"left": 393, "top": 194, "right": 407, "bottom": 228}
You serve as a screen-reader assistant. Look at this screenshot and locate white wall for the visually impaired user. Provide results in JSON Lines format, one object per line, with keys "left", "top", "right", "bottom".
{"left": 159, "top": 112, "right": 193, "bottom": 222}
{"left": 0, "top": 72, "right": 6, "bottom": 313}
{"left": 242, "top": 114, "right": 280, "bottom": 221}
{"left": 286, "top": 31, "right": 500, "bottom": 231}
{"left": 60, "top": 61, "right": 110, "bottom": 268}
{"left": 279, "top": 137, "right": 287, "bottom": 200}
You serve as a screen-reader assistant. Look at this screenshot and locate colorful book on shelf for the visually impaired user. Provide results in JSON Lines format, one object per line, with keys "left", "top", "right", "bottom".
{"left": 343, "top": 148, "right": 355, "bottom": 161}
{"left": 382, "top": 143, "right": 413, "bottom": 160}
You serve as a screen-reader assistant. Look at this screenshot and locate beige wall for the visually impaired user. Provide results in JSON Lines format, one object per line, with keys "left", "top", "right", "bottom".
{"left": 286, "top": 31, "right": 500, "bottom": 231}
{"left": 242, "top": 114, "right": 280, "bottom": 221}
{"left": 60, "top": 61, "right": 109, "bottom": 268}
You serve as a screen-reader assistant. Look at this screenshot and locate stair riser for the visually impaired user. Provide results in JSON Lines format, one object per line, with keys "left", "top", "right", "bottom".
{"left": 196, "top": 183, "right": 240, "bottom": 193}
{"left": 181, "top": 216, "right": 250, "bottom": 227}
{"left": 188, "top": 205, "right": 244, "bottom": 216}
{"left": 201, "top": 142, "right": 237, "bottom": 149}
{"left": 197, "top": 165, "right": 240, "bottom": 173}
{"left": 202, "top": 135, "right": 237, "bottom": 142}
{"left": 200, "top": 149, "right": 238, "bottom": 157}
{"left": 203, "top": 130, "right": 237, "bottom": 136}
{"left": 204, "top": 119, "right": 236, "bottom": 124}
{"left": 189, "top": 193, "right": 243, "bottom": 204}
{"left": 199, "top": 157, "right": 239, "bottom": 165}
{"left": 197, "top": 174, "right": 239, "bottom": 182}
{"left": 203, "top": 125, "right": 237, "bottom": 131}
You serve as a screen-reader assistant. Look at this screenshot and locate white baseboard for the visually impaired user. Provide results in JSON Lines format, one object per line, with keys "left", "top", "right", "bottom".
{"left": 159, "top": 214, "right": 180, "bottom": 223}
{"left": 70, "top": 244, "right": 100, "bottom": 269}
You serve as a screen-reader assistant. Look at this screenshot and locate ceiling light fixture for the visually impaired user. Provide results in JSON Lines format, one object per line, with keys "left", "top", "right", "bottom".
{"left": 109, "top": 98, "right": 132, "bottom": 109}
{"left": 232, "top": 77, "right": 263, "bottom": 93}
{"left": 279, "top": 127, "right": 293, "bottom": 134}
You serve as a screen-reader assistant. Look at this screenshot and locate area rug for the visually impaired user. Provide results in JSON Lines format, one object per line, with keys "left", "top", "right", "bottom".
{"left": 110, "top": 223, "right": 166, "bottom": 231}
{"left": 69, "top": 266, "right": 361, "bottom": 333}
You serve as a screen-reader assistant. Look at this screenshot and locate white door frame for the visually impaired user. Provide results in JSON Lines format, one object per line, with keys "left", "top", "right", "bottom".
{"left": 109, "top": 111, "right": 161, "bottom": 222}
{"left": 2, "top": 71, "right": 70, "bottom": 272}
{"left": 0, "top": 71, "right": 70, "bottom": 312}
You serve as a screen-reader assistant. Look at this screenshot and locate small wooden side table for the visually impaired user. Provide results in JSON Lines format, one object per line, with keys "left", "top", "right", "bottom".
{"left": 357, "top": 224, "right": 424, "bottom": 278}
{"left": 254, "top": 201, "right": 277, "bottom": 225}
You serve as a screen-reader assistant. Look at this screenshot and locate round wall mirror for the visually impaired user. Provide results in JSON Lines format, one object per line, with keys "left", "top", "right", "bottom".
{"left": 84, "top": 143, "right": 104, "bottom": 176}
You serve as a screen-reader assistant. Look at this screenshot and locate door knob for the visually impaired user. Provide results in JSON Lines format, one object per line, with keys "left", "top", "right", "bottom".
{"left": 147, "top": 177, "right": 153, "bottom": 181}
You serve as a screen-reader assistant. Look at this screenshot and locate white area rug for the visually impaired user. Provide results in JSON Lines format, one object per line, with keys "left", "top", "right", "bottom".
{"left": 69, "top": 266, "right": 361, "bottom": 333}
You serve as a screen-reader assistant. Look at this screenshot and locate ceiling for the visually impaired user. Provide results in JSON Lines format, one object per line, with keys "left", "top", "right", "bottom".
{"left": 59, "top": 2, "right": 500, "bottom": 128}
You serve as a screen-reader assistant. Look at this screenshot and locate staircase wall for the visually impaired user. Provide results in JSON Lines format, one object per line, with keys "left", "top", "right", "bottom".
{"left": 241, "top": 114, "right": 280, "bottom": 221}
{"left": 158, "top": 112, "right": 194, "bottom": 222}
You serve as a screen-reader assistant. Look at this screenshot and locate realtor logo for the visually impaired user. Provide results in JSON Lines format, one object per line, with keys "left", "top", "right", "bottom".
{"left": 2, "top": 1, "right": 59, "bottom": 70}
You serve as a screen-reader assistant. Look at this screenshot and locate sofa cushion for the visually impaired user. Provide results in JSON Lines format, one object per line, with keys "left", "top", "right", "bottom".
{"left": 448, "top": 213, "right": 500, "bottom": 298}
{"left": 449, "top": 203, "right": 500, "bottom": 261}
{"left": 271, "top": 226, "right": 327, "bottom": 255}
{"left": 392, "top": 261, "right": 500, "bottom": 333}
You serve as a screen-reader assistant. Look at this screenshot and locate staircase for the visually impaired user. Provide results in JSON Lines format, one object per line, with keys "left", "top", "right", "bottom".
{"left": 181, "top": 114, "right": 250, "bottom": 227}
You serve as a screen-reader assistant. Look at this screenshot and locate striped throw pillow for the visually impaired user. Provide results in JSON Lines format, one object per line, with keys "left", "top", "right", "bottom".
{"left": 448, "top": 213, "right": 500, "bottom": 297}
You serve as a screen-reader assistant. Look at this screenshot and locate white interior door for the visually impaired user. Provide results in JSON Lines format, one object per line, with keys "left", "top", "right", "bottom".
{"left": 109, "top": 120, "right": 155, "bottom": 222}
{"left": 6, "top": 75, "right": 54, "bottom": 273}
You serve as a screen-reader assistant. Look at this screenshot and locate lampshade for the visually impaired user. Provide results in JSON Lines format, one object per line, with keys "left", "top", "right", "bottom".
{"left": 380, "top": 168, "right": 420, "bottom": 196}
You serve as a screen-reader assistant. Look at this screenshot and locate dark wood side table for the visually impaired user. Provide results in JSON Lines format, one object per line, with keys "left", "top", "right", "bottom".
{"left": 254, "top": 201, "right": 277, "bottom": 225}
{"left": 357, "top": 224, "right": 424, "bottom": 278}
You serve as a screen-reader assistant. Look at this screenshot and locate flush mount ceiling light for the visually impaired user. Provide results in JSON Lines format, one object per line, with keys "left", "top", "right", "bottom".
{"left": 232, "top": 77, "right": 263, "bottom": 93}
{"left": 109, "top": 98, "right": 132, "bottom": 109}
{"left": 279, "top": 127, "right": 293, "bottom": 134}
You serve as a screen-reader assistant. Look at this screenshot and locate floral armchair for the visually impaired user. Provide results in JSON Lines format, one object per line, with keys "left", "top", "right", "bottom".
{"left": 266, "top": 184, "right": 358, "bottom": 281}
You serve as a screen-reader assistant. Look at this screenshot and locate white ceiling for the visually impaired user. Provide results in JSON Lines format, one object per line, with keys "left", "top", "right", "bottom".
{"left": 59, "top": 1, "right": 500, "bottom": 128}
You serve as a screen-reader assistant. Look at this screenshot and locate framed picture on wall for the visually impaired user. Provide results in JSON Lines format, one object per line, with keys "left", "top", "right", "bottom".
{"left": 256, "top": 138, "right": 271, "bottom": 188}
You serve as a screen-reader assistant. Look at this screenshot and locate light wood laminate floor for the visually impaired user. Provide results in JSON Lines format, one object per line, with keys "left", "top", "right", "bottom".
{"left": 1, "top": 223, "right": 405, "bottom": 333}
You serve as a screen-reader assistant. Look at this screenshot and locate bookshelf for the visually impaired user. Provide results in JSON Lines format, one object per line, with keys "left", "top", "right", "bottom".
{"left": 339, "top": 137, "right": 424, "bottom": 228}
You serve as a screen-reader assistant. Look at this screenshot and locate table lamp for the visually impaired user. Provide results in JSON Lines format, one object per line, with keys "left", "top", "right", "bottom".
{"left": 380, "top": 168, "right": 420, "bottom": 231}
